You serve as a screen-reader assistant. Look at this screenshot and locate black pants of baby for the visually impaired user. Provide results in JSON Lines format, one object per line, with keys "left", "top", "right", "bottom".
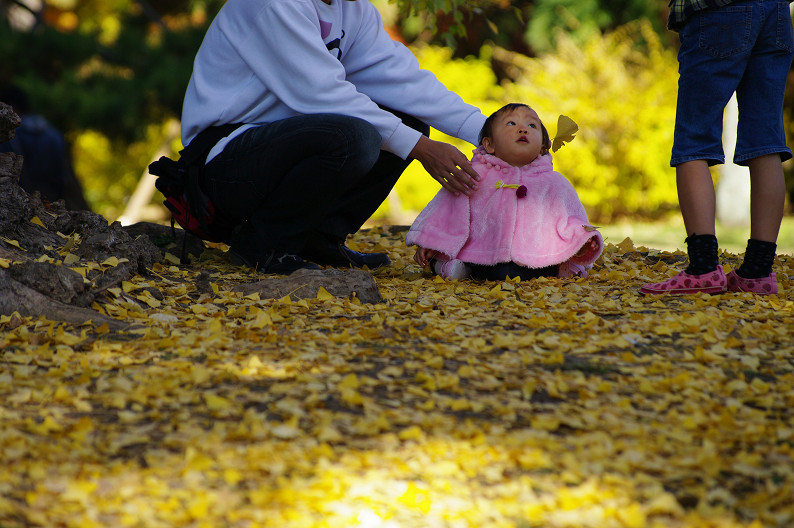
{"left": 469, "top": 262, "right": 558, "bottom": 281}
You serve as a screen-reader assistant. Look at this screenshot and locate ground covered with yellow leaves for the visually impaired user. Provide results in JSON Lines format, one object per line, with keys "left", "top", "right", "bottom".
{"left": 1, "top": 226, "right": 793, "bottom": 528}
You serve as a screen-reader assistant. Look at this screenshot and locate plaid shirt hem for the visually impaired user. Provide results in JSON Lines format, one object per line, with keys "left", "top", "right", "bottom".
{"left": 667, "top": 0, "right": 738, "bottom": 31}
{"left": 668, "top": 0, "right": 794, "bottom": 32}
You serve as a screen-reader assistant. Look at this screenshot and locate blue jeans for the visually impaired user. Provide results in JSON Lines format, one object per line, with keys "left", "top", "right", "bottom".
{"left": 203, "top": 111, "right": 429, "bottom": 253}
{"left": 671, "top": 0, "right": 794, "bottom": 167}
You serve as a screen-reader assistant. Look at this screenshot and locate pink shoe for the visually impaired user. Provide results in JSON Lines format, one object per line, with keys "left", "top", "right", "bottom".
{"left": 640, "top": 265, "right": 726, "bottom": 295}
{"left": 433, "top": 258, "right": 471, "bottom": 280}
{"left": 726, "top": 270, "right": 778, "bottom": 295}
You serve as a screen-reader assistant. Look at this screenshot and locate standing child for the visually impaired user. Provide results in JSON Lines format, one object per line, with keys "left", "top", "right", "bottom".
{"left": 641, "top": 0, "right": 794, "bottom": 295}
{"left": 406, "top": 103, "right": 603, "bottom": 281}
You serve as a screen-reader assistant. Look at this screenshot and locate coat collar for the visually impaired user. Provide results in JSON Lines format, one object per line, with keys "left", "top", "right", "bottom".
{"left": 472, "top": 146, "right": 553, "bottom": 173}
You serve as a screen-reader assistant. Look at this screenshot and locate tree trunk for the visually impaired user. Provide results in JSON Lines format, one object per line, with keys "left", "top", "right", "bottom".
{"left": 0, "top": 101, "right": 163, "bottom": 327}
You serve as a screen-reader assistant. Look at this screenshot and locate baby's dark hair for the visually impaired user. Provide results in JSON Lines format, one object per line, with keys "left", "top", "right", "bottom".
{"left": 478, "top": 103, "right": 551, "bottom": 153}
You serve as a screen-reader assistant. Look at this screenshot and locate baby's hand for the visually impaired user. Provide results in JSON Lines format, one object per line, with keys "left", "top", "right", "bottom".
{"left": 414, "top": 247, "right": 438, "bottom": 267}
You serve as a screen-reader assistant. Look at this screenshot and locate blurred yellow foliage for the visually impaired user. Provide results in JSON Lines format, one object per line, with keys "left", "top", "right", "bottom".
{"left": 73, "top": 21, "right": 679, "bottom": 226}
{"left": 381, "top": 20, "right": 679, "bottom": 224}
{"left": 503, "top": 21, "right": 679, "bottom": 222}
{"left": 72, "top": 121, "right": 179, "bottom": 220}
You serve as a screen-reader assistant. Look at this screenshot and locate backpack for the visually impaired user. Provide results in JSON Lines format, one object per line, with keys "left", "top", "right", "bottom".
{"left": 148, "top": 123, "right": 241, "bottom": 244}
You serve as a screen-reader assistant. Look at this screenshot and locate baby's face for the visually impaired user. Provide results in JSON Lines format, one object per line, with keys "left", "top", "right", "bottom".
{"left": 482, "top": 106, "right": 544, "bottom": 167}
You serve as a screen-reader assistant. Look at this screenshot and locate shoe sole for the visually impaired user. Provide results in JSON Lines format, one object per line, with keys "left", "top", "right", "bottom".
{"left": 306, "top": 250, "right": 390, "bottom": 269}
{"left": 728, "top": 287, "right": 777, "bottom": 294}
{"left": 228, "top": 250, "right": 318, "bottom": 274}
{"left": 639, "top": 285, "right": 726, "bottom": 295}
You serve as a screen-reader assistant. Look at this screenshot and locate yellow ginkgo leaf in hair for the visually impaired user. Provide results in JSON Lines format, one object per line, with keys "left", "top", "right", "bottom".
{"left": 552, "top": 115, "right": 578, "bottom": 152}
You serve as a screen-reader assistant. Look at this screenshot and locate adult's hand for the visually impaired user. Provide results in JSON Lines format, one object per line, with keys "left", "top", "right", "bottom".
{"left": 409, "top": 136, "right": 480, "bottom": 196}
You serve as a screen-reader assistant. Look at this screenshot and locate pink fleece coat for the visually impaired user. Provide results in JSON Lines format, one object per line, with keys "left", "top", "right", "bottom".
{"left": 406, "top": 148, "right": 603, "bottom": 270}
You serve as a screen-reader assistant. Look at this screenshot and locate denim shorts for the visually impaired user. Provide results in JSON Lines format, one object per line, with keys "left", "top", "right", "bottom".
{"left": 671, "top": 0, "right": 794, "bottom": 167}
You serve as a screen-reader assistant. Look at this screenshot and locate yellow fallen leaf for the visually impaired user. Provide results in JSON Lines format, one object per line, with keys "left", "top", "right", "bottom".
{"left": 340, "top": 387, "right": 364, "bottom": 406}
{"left": 317, "top": 424, "right": 344, "bottom": 443}
{"left": 185, "top": 447, "right": 214, "bottom": 472}
{"left": 140, "top": 295, "right": 161, "bottom": 308}
{"left": 617, "top": 237, "right": 635, "bottom": 253}
{"left": 30, "top": 216, "right": 45, "bottom": 228}
{"left": 531, "top": 415, "right": 560, "bottom": 431}
{"left": 191, "top": 366, "right": 212, "bottom": 384}
{"left": 190, "top": 305, "right": 210, "bottom": 315}
{"left": 250, "top": 310, "right": 273, "bottom": 329}
{"left": 1, "top": 237, "right": 25, "bottom": 251}
{"left": 106, "top": 287, "right": 122, "bottom": 298}
{"left": 61, "top": 480, "right": 97, "bottom": 505}
{"left": 551, "top": 115, "right": 578, "bottom": 152}
{"left": 645, "top": 492, "right": 684, "bottom": 516}
{"left": 62, "top": 253, "right": 80, "bottom": 266}
{"left": 186, "top": 495, "right": 210, "bottom": 518}
{"left": 616, "top": 502, "right": 646, "bottom": 528}
{"left": 58, "top": 233, "right": 80, "bottom": 255}
{"left": 53, "top": 385, "right": 71, "bottom": 402}
{"left": 397, "top": 482, "right": 432, "bottom": 513}
{"left": 316, "top": 286, "right": 334, "bottom": 300}
{"left": 449, "top": 398, "right": 471, "bottom": 411}
{"left": 398, "top": 425, "right": 424, "bottom": 441}
{"left": 271, "top": 423, "right": 301, "bottom": 440}
{"left": 338, "top": 373, "right": 360, "bottom": 390}
{"left": 380, "top": 366, "right": 404, "bottom": 378}
{"left": 223, "top": 468, "right": 243, "bottom": 486}
{"left": 204, "top": 393, "right": 231, "bottom": 412}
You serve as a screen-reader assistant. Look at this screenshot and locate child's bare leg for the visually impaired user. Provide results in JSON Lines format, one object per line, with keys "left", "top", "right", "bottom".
{"left": 731, "top": 153, "right": 784, "bottom": 281}
{"left": 676, "top": 160, "right": 720, "bottom": 275}
{"left": 676, "top": 160, "right": 716, "bottom": 237}
{"left": 748, "top": 153, "right": 785, "bottom": 243}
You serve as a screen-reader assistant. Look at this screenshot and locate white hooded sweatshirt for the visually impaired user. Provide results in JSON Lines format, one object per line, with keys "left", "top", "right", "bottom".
{"left": 181, "top": 0, "right": 486, "bottom": 161}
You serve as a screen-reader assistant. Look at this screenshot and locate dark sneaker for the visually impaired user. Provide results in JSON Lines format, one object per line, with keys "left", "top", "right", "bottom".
{"left": 303, "top": 241, "right": 390, "bottom": 269}
{"left": 228, "top": 248, "right": 319, "bottom": 274}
